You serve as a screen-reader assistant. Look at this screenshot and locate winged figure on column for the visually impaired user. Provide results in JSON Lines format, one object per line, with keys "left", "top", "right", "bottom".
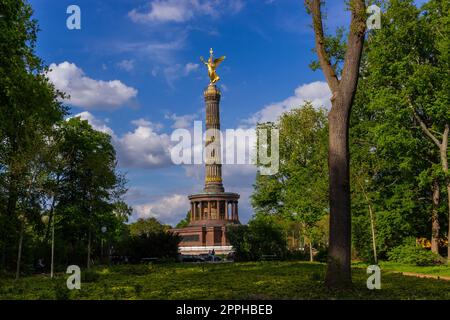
{"left": 200, "top": 48, "right": 226, "bottom": 84}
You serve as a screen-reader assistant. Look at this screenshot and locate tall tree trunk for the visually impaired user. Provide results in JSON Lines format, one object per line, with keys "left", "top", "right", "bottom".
{"left": 15, "top": 220, "right": 24, "bottom": 280}
{"left": 412, "top": 113, "right": 449, "bottom": 260}
{"left": 1, "top": 244, "right": 6, "bottom": 270}
{"left": 4, "top": 137, "right": 20, "bottom": 271}
{"left": 447, "top": 182, "right": 450, "bottom": 261}
{"left": 4, "top": 177, "right": 18, "bottom": 269}
{"left": 447, "top": 179, "right": 450, "bottom": 261}
{"left": 6, "top": 175, "right": 18, "bottom": 218}
{"left": 431, "top": 180, "right": 440, "bottom": 254}
{"left": 101, "top": 239, "right": 104, "bottom": 263}
{"left": 368, "top": 203, "right": 377, "bottom": 264}
{"left": 87, "top": 229, "right": 91, "bottom": 269}
{"left": 440, "top": 125, "right": 449, "bottom": 260}
{"left": 51, "top": 212, "right": 55, "bottom": 278}
{"left": 325, "top": 106, "right": 352, "bottom": 286}
{"left": 306, "top": 0, "right": 366, "bottom": 288}
{"left": 15, "top": 177, "right": 36, "bottom": 280}
{"left": 47, "top": 195, "right": 57, "bottom": 278}
{"left": 309, "top": 241, "right": 314, "bottom": 262}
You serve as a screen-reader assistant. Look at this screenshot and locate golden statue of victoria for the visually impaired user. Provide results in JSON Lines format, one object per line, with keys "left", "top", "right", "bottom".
{"left": 200, "top": 48, "right": 225, "bottom": 84}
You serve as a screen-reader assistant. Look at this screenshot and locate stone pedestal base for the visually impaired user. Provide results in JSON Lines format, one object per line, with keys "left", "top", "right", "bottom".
{"left": 172, "top": 219, "right": 239, "bottom": 249}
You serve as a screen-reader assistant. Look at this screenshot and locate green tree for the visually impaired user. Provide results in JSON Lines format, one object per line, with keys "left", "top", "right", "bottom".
{"left": 352, "top": 0, "right": 449, "bottom": 260}
{"left": 55, "top": 118, "right": 126, "bottom": 269}
{"left": 280, "top": 105, "right": 329, "bottom": 261}
{"left": 0, "top": 0, "right": 66, "bottom": 276}
{"left": 252, "top": 103, "right": 329, "bottom": 261}
{"left": 122, "top": 217, "right": 180, "bottom": 261}
{"left": 175, "top": 211, "right": 191, "bottom": 228}
{"left": 227, "top": 214, "right": 288, "bottom": 261}
{"left": 130, "top": 217, "right": 168, "bottom": 237}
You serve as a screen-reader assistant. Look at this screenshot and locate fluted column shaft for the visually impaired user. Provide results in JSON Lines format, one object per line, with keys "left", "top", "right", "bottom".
{"left": 204, "top": 85, "right": 224, "bottom": 193}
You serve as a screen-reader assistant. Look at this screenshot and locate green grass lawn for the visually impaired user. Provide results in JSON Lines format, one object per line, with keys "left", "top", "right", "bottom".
{"left": 0, "top": 261, "right": 449, "bottom": 300}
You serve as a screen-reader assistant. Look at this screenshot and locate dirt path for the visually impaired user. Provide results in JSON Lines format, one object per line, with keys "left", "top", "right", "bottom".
{"left": 393, "top": 271, "right": 450, "bottom": 281}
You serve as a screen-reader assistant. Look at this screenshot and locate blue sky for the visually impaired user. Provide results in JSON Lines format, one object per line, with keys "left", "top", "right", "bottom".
{"left": 28, "top": 0, "right": 426, "bottom": 225}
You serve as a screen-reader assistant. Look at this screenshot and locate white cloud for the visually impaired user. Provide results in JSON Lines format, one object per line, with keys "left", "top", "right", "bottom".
{"left": 133, "top": 194, "right": 188, "bottom": 225}
{"left": 228, "top": 0, "right": 244, "bottom": 13}
{"left": 108, "top": 38, "right": 195, "bottom": 87}
{"left": 183, "top": 164, "right": 203, "bottom": 180}
{"left": 112, "top": 37, "right": 187, "bottom": 65}
{"left": 244, "top": 81, "right": 331, "bottom": 125}
{"left": 128, "top": 0, "right": 244, "bottom": 23}
{"left": 165, "top": 112, "right": 197, "bottom": 129}
{"left": 72, "top": 111, "right": 115, "bottom": 136}
{"left": 125, "top": 188, "right": 149, "bottom": 202}
{"left": 142, "top": 38, "right": 187, "bottom": 63}
{"left": 131, "top": 118, "right": 164, "bottom": 131}
{"left": 129, "top": 1, "right": 196, "bottom": 23}
{"left": 117, "top": 59, "right": 135, "bottom": 71}
{"left": 73, "top": 112, "right": 173, "bottom": 169}
{"left": 116, "top": 123, "right": 172, "bottom": 169}
{"left": 163, "top": 62, "right": 200, "bottom": 86}
{"left": 220, "top": 84, "right": 228, "bottom": 92}
{"left": 47, "top": 62, "right": 138, "bottom": 110}
{"left": 184, "top": 62, "right": 199, "bottom": 74}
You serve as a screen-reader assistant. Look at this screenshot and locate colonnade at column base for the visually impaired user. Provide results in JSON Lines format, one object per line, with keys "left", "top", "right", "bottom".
{"left": 172, "top": 192, "right": 240, "bottom": 250}
{"left": 187, "top": 192, "right": 240, "bottom": 224}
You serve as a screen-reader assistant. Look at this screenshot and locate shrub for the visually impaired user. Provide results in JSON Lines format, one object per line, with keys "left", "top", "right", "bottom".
{"left": 122, "top": 231, "right": 181, "bottom": 262}
{"left": 82, "top": 270, "right": 100, "bottom": 283}
{"left": 134, "top": 284, "right": 144, "bottom": 296}
{"left": 113, "top": 264, "right": 153, "bottom": 276}
{"left": 308, "top": 271, "right": 324, "bottom": 282}
{"left": 38, "top": 290, "right": 56, "bottom": 300}
{"left": 352, "top": 214, "right": 377, "bottom": 262}
{"left": 53, "top": 281, "right": 70, "bottom": 300}
{"left": 315, "top": 246, "right": 328, "bottom": 263}
{"left": 227, "top": 215, "right": 288, "bottom": 261}
{"left": 286, "top": 249, "right": 308, "bottom": 261}
{"left": 388, "top": 238, "right": 443, "bottom": 266}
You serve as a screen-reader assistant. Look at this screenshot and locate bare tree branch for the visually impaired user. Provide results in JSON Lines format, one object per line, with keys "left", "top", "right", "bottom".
{"left": 305, "top": 0, "right": 340, "bottom": 94}
{"left": 339, "top": 0, "right": 366, "bottom": 102}
{"left": 442, "top": 124, "right": 449, "bottom": 169}
{"left": 410, "top": 104, "right": 442, "bottom": 148}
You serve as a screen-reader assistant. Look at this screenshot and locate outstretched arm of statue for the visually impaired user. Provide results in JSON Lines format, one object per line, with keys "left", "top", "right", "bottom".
{"left": 200, "top": 56, "right": 208, "bottom": 66}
